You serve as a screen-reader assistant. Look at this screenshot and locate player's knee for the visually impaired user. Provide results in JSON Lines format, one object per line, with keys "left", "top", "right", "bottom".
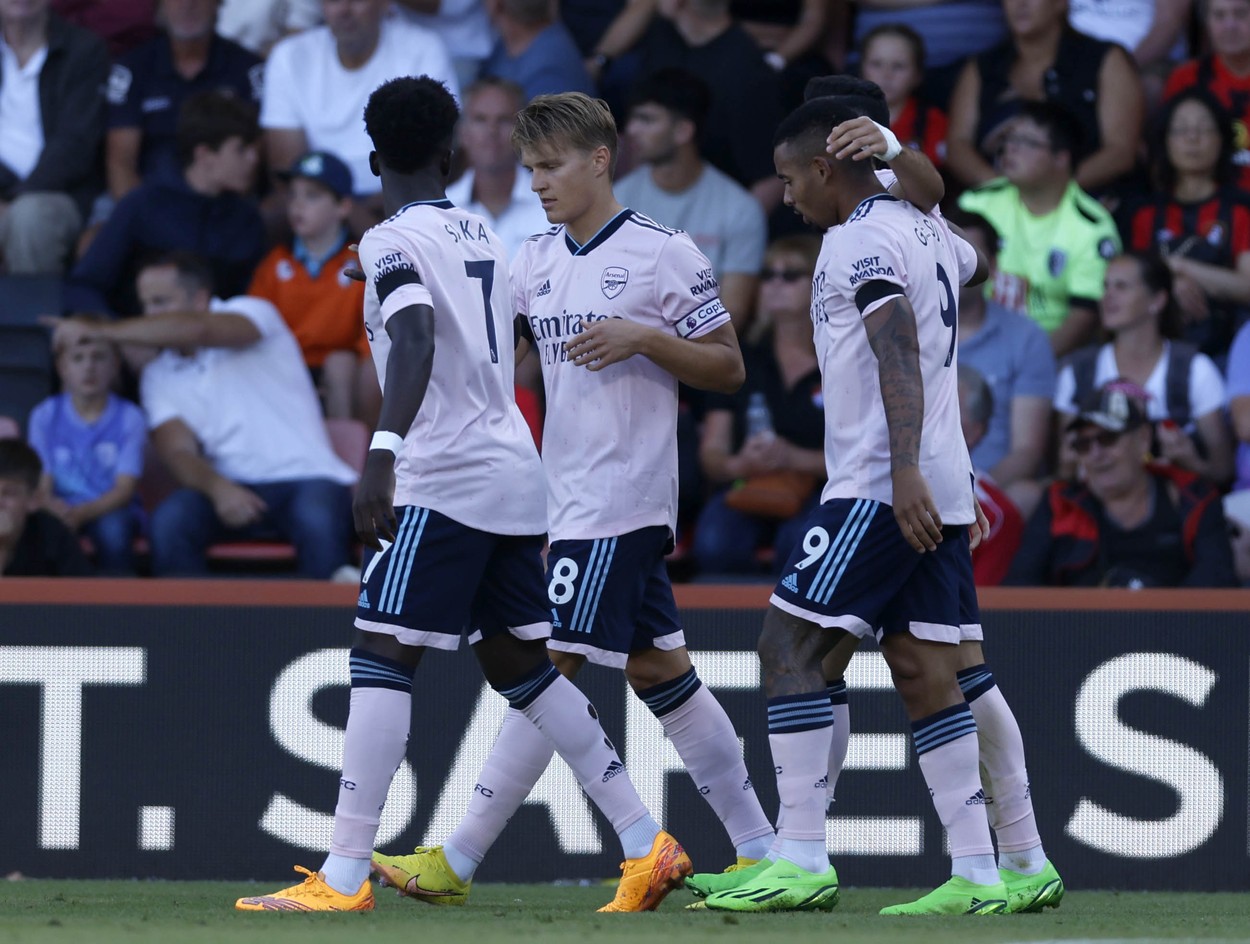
{"left": 548, "top": 648, "right": 584, "bottom": 679}
{"left": 352, "top": 629, "right": 423, "bottom": 669}
{"left": 625, "top": 647, "right": 691, "bottom": 690}
{"left": 475, "top": 633, "right": 547, "bottom": 687}
{"left": 758, "top": 605, "right": 827, "bottom": 672}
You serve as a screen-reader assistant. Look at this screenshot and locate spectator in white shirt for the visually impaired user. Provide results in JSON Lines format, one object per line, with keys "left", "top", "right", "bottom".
{"left": 446, "top": 76, "right": 549, "bottom": 260}
{"left": 261, "top": 0, "right": 459, "bottom": 230}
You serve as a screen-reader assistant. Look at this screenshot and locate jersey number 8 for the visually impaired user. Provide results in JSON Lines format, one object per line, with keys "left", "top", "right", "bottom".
{"left": 548, "top": 557, "right": 580, "bottom": 604}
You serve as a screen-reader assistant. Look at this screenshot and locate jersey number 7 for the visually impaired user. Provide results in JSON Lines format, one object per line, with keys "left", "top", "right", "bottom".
{"left": 465, "top": 260, "right": 500, "bottom": 364}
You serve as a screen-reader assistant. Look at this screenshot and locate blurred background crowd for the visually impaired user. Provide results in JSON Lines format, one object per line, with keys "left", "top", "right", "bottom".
{"left": 1, "top": 0, "right": 1249, "bottom": 589}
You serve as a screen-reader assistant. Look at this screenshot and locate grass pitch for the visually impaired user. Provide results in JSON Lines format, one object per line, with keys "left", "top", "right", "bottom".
{"left": 0, "top": 881, "right": 1246, "bottom": 944}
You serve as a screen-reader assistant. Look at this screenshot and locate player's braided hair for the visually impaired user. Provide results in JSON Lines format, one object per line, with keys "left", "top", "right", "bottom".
{"left": 364, "top": 76, "right": 459, "bottom": 175}
{"left": 513, "top": 92, "right": 619, "bottom": 175}
{"left": 803, "top": 75, "right": 889, "bottom": 126}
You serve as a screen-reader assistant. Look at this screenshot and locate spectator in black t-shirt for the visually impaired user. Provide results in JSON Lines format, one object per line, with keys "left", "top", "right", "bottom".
{"left": 692, "top": 235, "right": 825, "bottom": 576}
{"left": 642, "top": 0, "right": 784, "bottom": 214}
{"left": 105, "top": 0, "right": 263, "bottom": 200}
{"left": 0, "top": 439, "right": 92, "bottom": 578}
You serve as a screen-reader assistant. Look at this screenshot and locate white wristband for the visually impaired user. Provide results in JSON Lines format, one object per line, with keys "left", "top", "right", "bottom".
{"left": 873, "top": 120, "right": 904, "bottom": 162}
{"left": 370, "top": 430, "right": 404, "bottom": 455}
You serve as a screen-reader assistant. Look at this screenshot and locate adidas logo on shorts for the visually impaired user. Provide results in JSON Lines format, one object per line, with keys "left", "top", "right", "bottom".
{"left": 357, "top": 589, "right": 370, "bottom": 609}
{"left": 782, "top": 573, "right": 799, "bottom": 593}
{"left": 537, "top": 279, "right": 552, "bottom": 297}
{"left": 965, "top": 788, "right": 990, "bottom": 806}
{"left": 601, "top": 759, "right": 625, "bottom": 782}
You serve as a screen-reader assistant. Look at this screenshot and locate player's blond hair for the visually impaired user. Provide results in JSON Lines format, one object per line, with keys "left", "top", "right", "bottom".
{"left": 512, "top": 92, "right": 619, "bottom": 175}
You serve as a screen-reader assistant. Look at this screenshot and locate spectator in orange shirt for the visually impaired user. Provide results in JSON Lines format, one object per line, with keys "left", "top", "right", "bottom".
{"left": 248, "top": 150, "right": 379, "bottom": 424}
{"left": 859, "top": 24, "right": 948, "bottom": 169}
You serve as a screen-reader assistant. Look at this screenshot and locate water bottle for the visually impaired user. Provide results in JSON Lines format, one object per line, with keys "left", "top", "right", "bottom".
{"left": 745, "top": 391, "right": 774, "bottom": 441}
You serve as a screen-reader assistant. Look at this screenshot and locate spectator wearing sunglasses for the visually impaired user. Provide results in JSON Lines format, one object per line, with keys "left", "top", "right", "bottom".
{"left": 692, "top": 234, "right": 825, "bottom": 576}
{"left": 1005, "top": 380, "right": 1237, "bottom": 587}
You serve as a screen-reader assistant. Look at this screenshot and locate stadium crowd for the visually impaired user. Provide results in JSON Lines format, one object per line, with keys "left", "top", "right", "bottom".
{"left": 2, "top": 0, "right": 1250, "bottom": 588}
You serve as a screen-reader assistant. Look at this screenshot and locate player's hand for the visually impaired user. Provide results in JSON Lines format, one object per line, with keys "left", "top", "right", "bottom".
{"left": 827, "top": 116, "right": 893, "bottom": 162}
{"left": 968, "top": 494, "right": 990, "bottom": 551}
{"left": 342, "top": 243, "right": 366, "bottom": 283}
{"left": 564, "top": 318, "right": 648, "bottom": 370}
{"left": 354, "top": 450, "right": 398, "bottom": 549}
{"left": 210, "top": 479, "right": 267, "bottom": 529}
{"left": 891, "top": 466, "right": 943, "bottom": 552}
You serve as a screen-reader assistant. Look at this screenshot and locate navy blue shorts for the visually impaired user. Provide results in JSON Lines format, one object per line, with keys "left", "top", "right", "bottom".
{"left": 545, "top": 525, "right": 684, "bottom": 668}
{"left": 769, "top": 498, "right": 973, "bottom": 643}
{"left": 354, "top": 506, "right": 551, "bottom": 650}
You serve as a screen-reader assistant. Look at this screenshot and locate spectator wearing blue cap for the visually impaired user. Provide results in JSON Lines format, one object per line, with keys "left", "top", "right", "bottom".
{"left": 248, "top": 150, "right": 377, "bottom": 424}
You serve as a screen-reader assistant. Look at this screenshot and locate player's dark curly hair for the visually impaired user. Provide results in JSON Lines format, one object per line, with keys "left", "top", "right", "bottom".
{"left": 803, "top": 74, "right": 889, "bottom": 126}
{"left": 364, "top": 76, "right": 460, "bottom": 174}
{"left": 774, "top": 97, "right": 875, "bottom": 180}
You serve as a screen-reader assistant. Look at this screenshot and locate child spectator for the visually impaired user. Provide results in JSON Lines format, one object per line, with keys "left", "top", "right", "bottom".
{"left": 0, "top": 439, "right": 92, "bottom": 577}
{"left": 27, "top": 331, "right": 147, "bottom": 574}
{"left": 859, "top": 24, "right": 947, "bottom": 168}
{"left": 247, "top": 151, "right": 374, "bottom": 422}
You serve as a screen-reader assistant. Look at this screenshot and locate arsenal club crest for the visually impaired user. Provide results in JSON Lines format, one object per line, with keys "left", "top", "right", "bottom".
{"left": 601, "top": 266, "right": 628, "bottom": 299}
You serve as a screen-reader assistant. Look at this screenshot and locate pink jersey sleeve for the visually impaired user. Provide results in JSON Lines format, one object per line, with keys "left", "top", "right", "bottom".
{"left": 948, "top": 227, "right": 980, "bottom": 286}
{"left": 359, "top": 228, "right": 434, "bottom": 326}
{"left": 833, "top": 213, "right": 908, "bottom": 318}
{"left": 654, "top": 233, "right": 731, "bottom": 339}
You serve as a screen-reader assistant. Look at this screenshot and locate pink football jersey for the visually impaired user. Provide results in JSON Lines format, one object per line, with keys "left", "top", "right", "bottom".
{"left": 812, "top": 194, "right": 979, "bottom": 523}
{"left": 359, "top": 198, "right": 547, "bottom": 535}
{"left": 514, "top": 210, "right": 731, "bottom": 541}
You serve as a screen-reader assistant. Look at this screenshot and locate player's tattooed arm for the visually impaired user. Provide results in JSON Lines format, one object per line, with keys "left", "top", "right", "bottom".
{"left": 355, "top": 305, "right": 435, "bottom": 549}
{"left": 862, "top": 291, "right": 944, "bottom": 552}
{"left": 863, "top": 293, "right": 923, "bottom": 470}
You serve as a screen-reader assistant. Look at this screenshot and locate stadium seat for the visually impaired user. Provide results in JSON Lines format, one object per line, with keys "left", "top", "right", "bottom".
{"left": 0, "top": 278, "right": 58, "bottom": 433}
{"left": 0, "top": 366, "right": 53, "bottom": 435}
{"left": 0, "top": 274, "right": 62, "bottom": 328}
